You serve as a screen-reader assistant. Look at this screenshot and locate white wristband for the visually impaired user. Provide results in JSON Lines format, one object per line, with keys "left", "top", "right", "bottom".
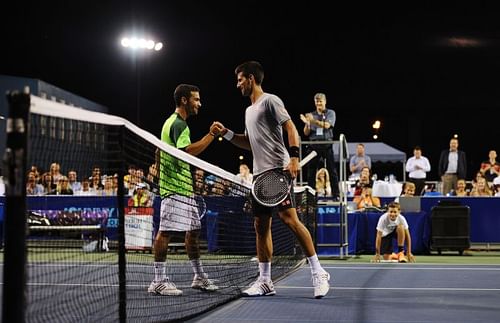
{"left": 223, "top": 129, "right": 234, "bottom": 141}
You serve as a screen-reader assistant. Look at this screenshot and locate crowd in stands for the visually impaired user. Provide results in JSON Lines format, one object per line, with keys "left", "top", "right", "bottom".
{"left": 25, "top": 142, "right": 500, "bottom": 201}
{"left": 313, "top": 139, "right": 500, "bottom": 199}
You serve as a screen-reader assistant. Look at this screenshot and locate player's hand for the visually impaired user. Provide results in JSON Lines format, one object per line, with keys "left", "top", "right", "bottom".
{"left": 285, "top": 157, "right": 300, "bottom": 179}
{"left": 371, "top": 254, "right": 381, "bottom": 263}
{"left": 210, "top": 121, "right": 224, "bottom": 136}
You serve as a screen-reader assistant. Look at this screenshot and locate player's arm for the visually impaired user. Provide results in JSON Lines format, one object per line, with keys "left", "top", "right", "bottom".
{"left": 282, "top": 119, "right": 300, "bottom": 178}
{"left": 185, "top": 122, "right": 222, "bottom": 156}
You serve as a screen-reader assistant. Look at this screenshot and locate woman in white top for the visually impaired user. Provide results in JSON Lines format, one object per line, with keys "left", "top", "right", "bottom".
{"left": 235, "top": 163, "right": 253, "bottom": 186}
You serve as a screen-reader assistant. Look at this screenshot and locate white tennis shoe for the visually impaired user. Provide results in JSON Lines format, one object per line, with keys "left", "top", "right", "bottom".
{"left": 242, "top": 278, "right": 276, "bottom": 297}
{"left": 148, "top": 278, "right": 183, "bottom": 296}
{"left": 312, "top": 271, "right": 330, "bottom": 298}
{"left": 191, "top": 276, "right": 219, "bottom": 292}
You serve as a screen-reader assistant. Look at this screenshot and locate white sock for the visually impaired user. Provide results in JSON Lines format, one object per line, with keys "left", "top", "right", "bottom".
{"left": 190, "top": 258, "right": 207, "bottom": 278}
{"left": 259, "top": 262, "right": 271, "bottom": 282}
{"left": 307, "top": 254, "right": 323, "bottom": 275}
{"left": 154, "top": 261, "right": 166, "bottom": 282}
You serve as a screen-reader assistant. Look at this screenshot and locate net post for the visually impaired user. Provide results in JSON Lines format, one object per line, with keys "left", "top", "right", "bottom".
{"left": 116, "top": 126, "right": 127, "bottom": 323}
{"left": 2, "top": 91, "right": 30, "bottom": 323}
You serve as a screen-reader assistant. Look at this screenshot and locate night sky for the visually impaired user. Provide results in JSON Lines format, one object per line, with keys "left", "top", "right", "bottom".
{"left": 2, "top": 1, "right": 499, "bottom": 179}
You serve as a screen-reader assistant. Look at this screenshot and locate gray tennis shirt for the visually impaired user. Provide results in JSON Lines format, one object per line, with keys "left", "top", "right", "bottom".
{"left": 245, "top": 93, "right": 291, "bottom": 176}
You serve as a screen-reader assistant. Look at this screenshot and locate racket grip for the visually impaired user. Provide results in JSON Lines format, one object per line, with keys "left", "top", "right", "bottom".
{"left": 299, "top": 150, "right": 317, "bottom": 167}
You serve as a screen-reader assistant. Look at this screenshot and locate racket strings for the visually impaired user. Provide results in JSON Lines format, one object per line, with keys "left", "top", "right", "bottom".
{"left": 253, "top": 172, "right": 291, "bottom": 205}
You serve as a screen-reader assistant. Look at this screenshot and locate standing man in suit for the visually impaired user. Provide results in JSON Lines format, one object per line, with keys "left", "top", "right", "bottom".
{"left": 438, "top": 138, "right": 467, "bottom": 195}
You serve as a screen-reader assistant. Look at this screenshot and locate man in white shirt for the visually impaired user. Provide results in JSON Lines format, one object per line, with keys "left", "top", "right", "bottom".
{"left": 405, "top": 146, "right": 431, "bottom": 195}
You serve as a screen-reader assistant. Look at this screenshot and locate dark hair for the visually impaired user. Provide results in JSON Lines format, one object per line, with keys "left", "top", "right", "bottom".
{"left": 174, "top": 84, "right": 200, "bottom": 107}
{"left": 387, "top": 201, "right": 400, "bottom": 210}
{"left": 235, "top": 61, "right": 264, "bottom": 85}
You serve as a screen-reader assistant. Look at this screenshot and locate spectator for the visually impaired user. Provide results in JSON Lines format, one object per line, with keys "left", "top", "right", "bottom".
{"left": 26, "top": 171, "right": 44, "bottom": 195}
{"left": 451, "top": 179, "right": 469, "bottom": 197}
{"left": 51, "top": 176, "right": 73, "bottom": 195}
{"left": 405, "top": 146, "right": 431, "bottom": 195}
{"left": 352, "top": 166, "right": 373, "bottom": 196}
{"left": 315, "top": 168, "right": 332, "bottom": 197}
{"left": 40, "top": 172, "right": 56, "bottom": 194}
{"left": 469, "top": 176, "right": 493, "bottom": 197}
{"left": 349, "top": 143, "right": 372, "bottom": 180}
{"left": 353, "top": 186, "right": 381, "bottom": 211}
{"left": 235, "top": 163, "right": 253, "bottom": 186}
{"left": 438, "top": 138, "right": 467, "bottom": 195}
{"left": 479, "top": 150, "right": 500, "bottom": 183}
{"left": 68, "top": 170, "right": 82, "bottom": 194}
{"left": 394, "top": 182, "right": 416, "bottom": 203}
{"left": 300, "top": 92, "right": 339, "bottom": 198}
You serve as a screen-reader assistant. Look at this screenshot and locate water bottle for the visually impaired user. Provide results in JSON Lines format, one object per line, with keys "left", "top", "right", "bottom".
{"left": 384, "top": 175, "right": 389, "bottom": 182}
{"left": 389, "top": 174, "right": 395, "bottom": 183}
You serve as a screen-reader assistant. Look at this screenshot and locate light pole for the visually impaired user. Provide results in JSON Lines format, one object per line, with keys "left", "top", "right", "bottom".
{"left": 120, "top": 37, "right": 163, "bottom": 127}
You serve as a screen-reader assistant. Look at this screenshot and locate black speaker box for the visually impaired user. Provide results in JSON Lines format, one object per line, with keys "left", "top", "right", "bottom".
{"left": 430, "top": 204, "right": 470, "bottom": 255}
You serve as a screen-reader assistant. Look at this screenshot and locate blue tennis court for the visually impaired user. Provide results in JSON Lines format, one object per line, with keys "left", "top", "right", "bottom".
{"left": 188, "top": 262, "right": 500, "bottom": 323}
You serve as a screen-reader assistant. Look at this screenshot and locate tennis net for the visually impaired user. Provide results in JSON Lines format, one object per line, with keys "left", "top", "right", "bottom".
{"left": 2, "top": 94, "right": 316, "bottom": 322}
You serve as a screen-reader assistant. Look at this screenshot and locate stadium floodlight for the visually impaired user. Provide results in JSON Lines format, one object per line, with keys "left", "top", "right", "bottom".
{"left": 121, "top": 37, "right": 163, "bottom": 51}
{"left": 120, "top": 35, "right": 163, "bottom": 127}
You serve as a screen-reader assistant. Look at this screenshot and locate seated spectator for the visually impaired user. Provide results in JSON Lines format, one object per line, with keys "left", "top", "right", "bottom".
{"left": 50, "top": 176, "right": 73, "bottom": 195}
{"left": 49, "top": 162, "right": 64, "bottom": 184}
{"left": 315, "top": 168, "right": 332, "bottom": 197}
{"left": 395, "top": 182, "right": 416, "bottom": 202}
{"left": 26, "top": 171, "right": 44, "bottom": 196}
{"left": 235, "top": 163, "right": 253, "bottom": 186}
{"left": 469, "top": 176, "right": 493, "bottom": 197}
{"left": 90, "top": 174, "right": 104, "bottom": 193}
{"left": 101, "top": 175, "right": 117, "bottom": 196}
{"left": 40, "top": 172, "right": 56, "bottom": 195}
{"left": 371, "top": 202, "right": 415, "bottom": 263}
{"left": 451, "top": 179, "right": 469, "bottom": 197}
{"left": 194, "top": 168, "right": 208, "bottom": 195}
{"left": 68, "top": 170, "right": 82, "bottom": 194}
{"left": 353, "top": 187, "right": 381, "bottom": 211}
{"left": 479, "top": 150, "right": 500, "bottom": 183}
{"left": 128, "top": 183, "right": 153, "bottom": 208}
{"left": 77, "top": 177, "right": 93, "bottom": 196}
{"left": 352, "top": 166, "right": 373, "bottom": 196}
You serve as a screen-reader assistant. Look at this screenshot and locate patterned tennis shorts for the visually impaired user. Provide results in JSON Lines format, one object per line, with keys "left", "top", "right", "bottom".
{"left": 160, "top": 194, "right": 201, "bottom": 232}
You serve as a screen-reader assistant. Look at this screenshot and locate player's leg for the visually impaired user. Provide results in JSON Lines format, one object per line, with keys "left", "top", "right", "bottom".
{"left": 278, "top": 205, "right": 330, "bottom": 298}
{"left": 148, "top": 197, "right": 182, "bottom": 296}
{"left": 242, "top": 203, "right": 276, "bottom": 297}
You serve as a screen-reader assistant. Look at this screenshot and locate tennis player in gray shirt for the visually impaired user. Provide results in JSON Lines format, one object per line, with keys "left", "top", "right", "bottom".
{"left": 219, "top": 60, "right": 331, "bottom": 299}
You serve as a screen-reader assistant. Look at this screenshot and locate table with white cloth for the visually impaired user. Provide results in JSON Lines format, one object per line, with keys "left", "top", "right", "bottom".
{"left": 372, "top": 180, "right": 402, "bottom": 197}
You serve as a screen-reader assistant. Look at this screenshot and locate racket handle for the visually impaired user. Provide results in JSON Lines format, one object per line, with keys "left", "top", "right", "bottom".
{"left": 299, "top": 150, "right": 317, "bottom": 167}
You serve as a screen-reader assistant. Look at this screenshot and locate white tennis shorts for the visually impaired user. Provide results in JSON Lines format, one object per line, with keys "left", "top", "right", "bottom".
{"left": 159, "top": 194, "right": 201, "bottom": 232}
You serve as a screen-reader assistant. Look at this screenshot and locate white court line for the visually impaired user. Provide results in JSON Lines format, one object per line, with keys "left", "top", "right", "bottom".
{"left": 279, "top": 286, "right": 500, "bottom": 291}
{"left": 321, "top": 266, "right": 500, "bottom": 271}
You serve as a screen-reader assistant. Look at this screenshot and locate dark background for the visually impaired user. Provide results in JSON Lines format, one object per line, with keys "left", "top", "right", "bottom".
{"left": 1, "top": 1, "right": 499, "bottom": 179}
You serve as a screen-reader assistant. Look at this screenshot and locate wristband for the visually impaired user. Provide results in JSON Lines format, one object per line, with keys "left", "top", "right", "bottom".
{"left": 209, "top": 132, "right": 216, "bottom": 137}
{"left": 223, "top": 129, "right": 234, "bottom": 141}
{"left": 289, "top": 146, "right": 300, "bottom": 158}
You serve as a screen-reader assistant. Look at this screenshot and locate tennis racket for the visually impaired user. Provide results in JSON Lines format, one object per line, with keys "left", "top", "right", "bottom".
{"left": 251, "top": 151, "right": 317, "bottom": 207}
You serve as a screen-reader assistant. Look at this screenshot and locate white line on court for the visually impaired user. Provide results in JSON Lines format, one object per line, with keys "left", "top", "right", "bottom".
{"left": 321, "top": 266, "right": 500, "bottom": 271}
{"left": 279, "top": 286, "right": 500, "bottom": 291}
